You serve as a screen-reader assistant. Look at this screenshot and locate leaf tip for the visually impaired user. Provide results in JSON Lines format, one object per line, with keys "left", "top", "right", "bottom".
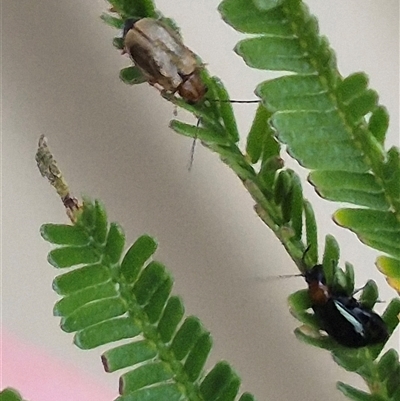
{"left": 118, "top": 376, "right": 125, "bottom": 395}
{"left": 101, "top": 354, "right": 111, "bottom": 372}
{"left": 53, "top": 304, "right": 62, "bottom": 316}
{"left": 73, "top": 332, "right": 86, "bottom": 349}
{"left": 47, "top": 252, "right": 60, "bottom": 268}
{"left": 40, "top": 224, "right": 50, "bottom": 241}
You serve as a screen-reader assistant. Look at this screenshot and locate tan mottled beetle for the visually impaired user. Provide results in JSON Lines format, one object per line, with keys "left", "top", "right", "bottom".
{"left": 123, "top": 18, "right": 207, "bottom": 104}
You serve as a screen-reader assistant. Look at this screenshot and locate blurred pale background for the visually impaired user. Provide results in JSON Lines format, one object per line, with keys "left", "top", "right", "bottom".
{"left": 2, "top": 1, "right": 399, "bottom": 400}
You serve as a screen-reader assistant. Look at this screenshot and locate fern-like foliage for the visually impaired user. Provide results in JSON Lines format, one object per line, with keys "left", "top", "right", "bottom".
{"left": 97, "top": 1, "right": 400, "bottom": 399}
{"left": 0, "top": 388, "right": 26, "bottom": 401}
{"left": 41, "top": 199, "right": 256, "bottom": 401}
{"left": 218, "top": 0, "right": 400, "bottom": 292}
{"left": 103, "top": 0, "right": 400, "bottom": 291}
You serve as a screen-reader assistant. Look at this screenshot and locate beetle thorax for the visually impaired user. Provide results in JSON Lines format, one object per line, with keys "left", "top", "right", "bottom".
{"left": 178, "top": 72, "right": 207, "bottom": 104}
{"left": 308, "top": 281, "right": 330, "bottom": 305}
{"left": 305, "top": 265, "right": 330, "bottom": 305}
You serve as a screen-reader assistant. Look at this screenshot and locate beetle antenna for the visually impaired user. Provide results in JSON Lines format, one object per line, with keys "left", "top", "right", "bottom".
{"left": 188, "top": 118, "right": 201, "bottom": 171}
{"left": 188, "top": 139, "right": 197, "bottom": 171}
{"left": 206, "top": 98, "right": 260, "bottom": 104}
{"left": 254, "top": 273, "right": 303, "bottom": 282}
{"left": 301, "top": 244, "right": 312, "bottom": 266}
{"left": 277, "top": 273, "right": 303, "bottom": 279}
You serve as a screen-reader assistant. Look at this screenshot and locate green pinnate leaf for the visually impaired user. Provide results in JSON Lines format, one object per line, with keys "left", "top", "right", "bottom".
{"left": 344, "top": 262, "right": 355, "bottom": 295}
{"left": 0, "top": 388, "right": 25, "bottom": 401}
{"left": 41, "top": 170, "right": 268, "bottom": 401}
{"left": 280, "top": 189, "right": 294, "bottom": 224}
{"left": 213, "top": 146, "right": 256, "bottom": 181}
{"left": 337, "top": 382, "right": 384, "bottom": 401}
{"left": 332, "top": 268, "right": 348, "bottom": 294}
{"left": 239, "top": 394, "right": 257, "bottom": 401}
{"left": 159, "top": 17, "right": 182, "bottom": 36}
{"left": 100, "top": 13, "right": 124, "bottom": 29}
{"left": 334, "top": 209, "right": 400, "bottom": 232}
{"left": 93, "top": 200, "right": 108, "bottom": 244}
{"left": 336, "top": 73, "right": 368, "bottom": 104}
{"left": 288, "top": 172, "right": 303, "bottom": 240}
{"left": 211, "top": 77, "right": 239, "bottom": 143}
{"left": 79, "top": 199, "right": 96, "bottom": 229}
{"left": 41, "top": 224, "right": 89, "bottom": 246}
{"left": 120, "top": 362, "right": 174, "bottom": 394}
{"left": 115, "top": 383, "right": 182, "bottom": 401}
{"left": 171, "top": 316, "right": 204, "bottom": 360}
{"left": 184, "top": 332, "right": 213, "bottom": 381}
{"left": 289, "top": 308, "right": 317, "bottom": 329}
{"left": 359, "top": 280, "right": 379, "bottom": 309}
{"left": 235, "top": 36, "right": 315, "bottom": 73}
{"left": 382, "top": 298, "right": 400, "bottom": 335}
{"left": 288, "top": 289, "right": 312, "bottom": 311}
{"left": 345, "top": 89, "right": 378, "bottom": 123}
{"left": 170, "top": 120, "right": 231, "bottom": 146}
{"left": 387, "top": 369, "right": 400, "bottom": 398}
{"left": 376, "top": 256, "right": 400, "bottom": 292}
{"left": 322, "top": 235, "right": 339, "bottom": 285}
{"left": 377, "top": 349, "right": 399, "bottom": 382}
{"left": 334, "top": 209, "right": 400, "bottom": 257}
{"left": 309, "top": 171, "right": 389, "bottom": 210}
{"left": 107, "top": 0, "right": 156, "bottom": 19}
{"left": 133, "top": 261, "right": 169, "bottom": 305}
{"left": 143, "top": 275, "right": 173, "bottom": 323}
{"left": 246, "top": 104, "right": 274, "bottom": 164}
{"left": 47, "top": 0, "right": 400, "bottom": 393}
{"left": 104, "top": 223, "right": 125, "bottom": 264}
{"left": 74, "top": 316, "right": 141, "bottom": 349}
{"left": 382, "top": 147, "right": 400, "bottom": 206}
{"left": 219, "top": 0, "right": 290, "bottom": 35}
{"left": 113, "top": 37, "right": 124, "bottom": 50}
{"left": 274, "top": 169, "right": 292, "bottom": 206}
{"left": 61, "top": 297, "right": 127, "bottom": 332}
{"left": 54, "top": 281, "right": 118, "bottom": 317}
{"left": 48, "top": 246, "right": 100, "bottom": 268}
{"left": 368, "top": 106, "right": 389, "bottom": 145}
{"left": 258, "top": 156, "right": 283, "bottom": 194}
{"left": 157, "top": 296, "right": 185, "bottom": 343}
{"left": 272, "top": 111, "right": 368, "bottom": 172}
{"left": 289, "top": 291, "right": 319, "bottom": 329}
{"left": 121, "top": 235, "right": 158, "bottom": 283}
{"left": 52, "top": 264, "right": 111, "bottom": 295}
{"left": 216, "top": 376, "right": 241, "bottom": 401}
{"left": 294, "top": 326, "right": 334, "bottom": 350}
{"left": 332, "top": 348, "right": 369, "bottom": 373}
{"left": 120, "top": 66, "right": 147, "bottom": 85}
{"left": 260, "top": 125, "right": 280, "bottom": 166}
{"left": 102, "top": 340, "right": 157, "bottom": 373}
{"left": 200, "top": 361, "right": 240, "bottom": 401}
{"left": 257, "top": 75, "right": 332, "bottom": 112}
{"left": 220, "top": 0, "right": 400, "bottom": 299}
{"left": 304, "top": 200, "right": 318, "bottom": 265}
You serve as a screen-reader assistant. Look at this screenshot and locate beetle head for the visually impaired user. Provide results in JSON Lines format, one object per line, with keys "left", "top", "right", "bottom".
{"left": 179, "top": 73, "right": 208, "bottom": 104}
{"left": 304, "top": 264, "right": 326, "bottom": 285}
{"left": 123, "top": 18, "right": 141, "bottom": 38}
{"left": 304, "top": 265, "right": 330, "bottom": 305}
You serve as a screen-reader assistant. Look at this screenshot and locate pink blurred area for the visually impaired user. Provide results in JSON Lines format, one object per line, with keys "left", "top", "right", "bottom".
{"left": 1, "top": 329, "right": 116, "bottom": 401}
